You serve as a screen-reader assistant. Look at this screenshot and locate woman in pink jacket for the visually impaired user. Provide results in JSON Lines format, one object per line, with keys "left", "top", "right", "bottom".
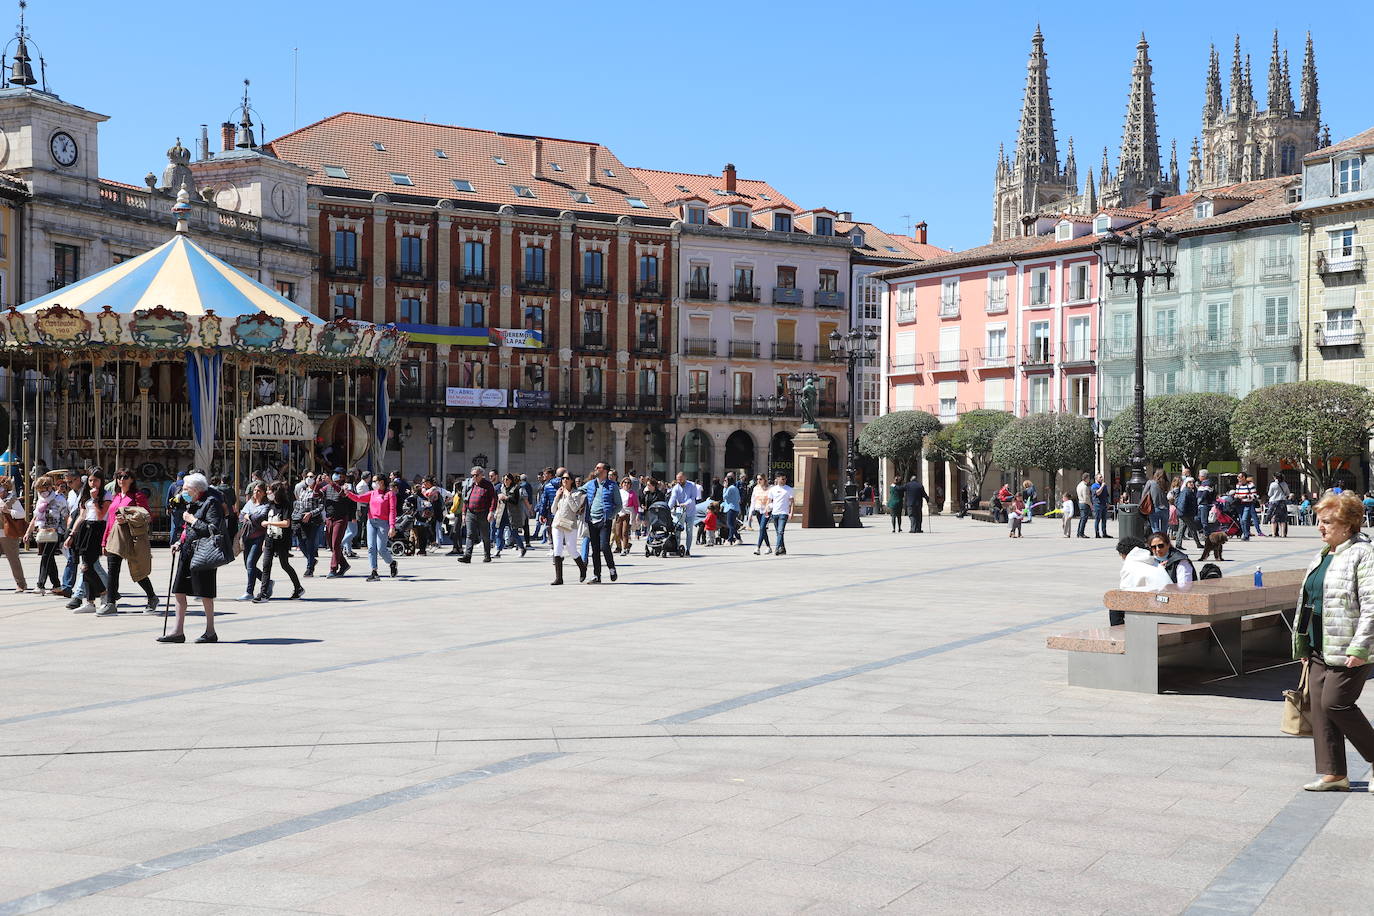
{"left": 346, "top": 475, "right": 398, "bottom": 580}
{"left": 99, "top": 468, "right": 160, "bottom": 615}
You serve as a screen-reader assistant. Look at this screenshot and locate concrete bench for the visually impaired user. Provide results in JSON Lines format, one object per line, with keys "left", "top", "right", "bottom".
{"left": 1048, "top": 572, "right": 1303, "bottom": 693}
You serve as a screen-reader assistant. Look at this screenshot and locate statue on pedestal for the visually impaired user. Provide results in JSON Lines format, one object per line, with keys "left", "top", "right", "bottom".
{"left": 799, "top": 376, "right": 818, "bottom": 429}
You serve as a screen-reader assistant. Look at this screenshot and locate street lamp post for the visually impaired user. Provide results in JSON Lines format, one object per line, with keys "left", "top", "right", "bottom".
{"left": 399, "top": 421, "right": 413, "bottom": 477}
{"left": 827, "top": 327, "right": 879, "bottom": 529}
{"left": 1097, "top": 216, "right": 1178, "bottom": 542}
{"left": 756, "top": 393, "right": 786, "bottom": 480}
{"left": 426, "top": 424, "right": 436, "bottom": 477}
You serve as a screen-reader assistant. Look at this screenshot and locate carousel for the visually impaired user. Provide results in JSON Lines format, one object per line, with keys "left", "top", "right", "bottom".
{"left": 1, "top": 190, "right": 404, "bottom": 525}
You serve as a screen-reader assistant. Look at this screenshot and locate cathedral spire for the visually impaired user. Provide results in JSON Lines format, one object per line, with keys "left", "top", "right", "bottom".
{"left": 1065, "top": 136, "right": 1077, "bottom": 188}
{"left": 1169, "top": 139, "right": 1179, "bottom": 186}
{"left": 1118, "top": 33, "right": 1162, "bottom": 187}
{"left": 1267, "top": 31, "right": 1288, "bottom": 112}
{"left": 1300, "top": 31, "right": 1319, "bottom": 120}
{"left": 1013, "top": 25, "right": 1061, "bottom": 183}
{"left": 1100, "top": 146, "right": 1110, "bottom": 188}
{"left": 1229, "top": 35, "right": 1244, "bottom": 113}
{"left": 1083, "top": 170, "right": 1097, "bottom": 215}
{"left": 1244, "top": 54, "right": 1254, "bottom": 113}
{"left": 1188, "top": 138, "right": 1202, "bottom": 192}
{"left": 1204, "top": 44, "right": 1223, "bottom": 121}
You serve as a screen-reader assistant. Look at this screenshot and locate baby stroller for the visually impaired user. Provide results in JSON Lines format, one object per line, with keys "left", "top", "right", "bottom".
{"left": 1210, "top": 499, "right": 1241, "bottom": 537}
{"left": 642, "top": 501, "right": 683, "bottom": 558}
{"left": 388, "top": 510, "right": 416, "bottom": 556}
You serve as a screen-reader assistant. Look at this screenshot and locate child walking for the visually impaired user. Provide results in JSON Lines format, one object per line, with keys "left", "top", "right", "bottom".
{"left": 1008, "top": 495, "right": 1025, "bottom": 538}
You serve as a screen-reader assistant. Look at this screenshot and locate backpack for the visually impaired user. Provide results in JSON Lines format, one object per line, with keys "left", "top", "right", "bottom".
{"left": 1199, "top": 562, "right": 1222, "bottom": 580}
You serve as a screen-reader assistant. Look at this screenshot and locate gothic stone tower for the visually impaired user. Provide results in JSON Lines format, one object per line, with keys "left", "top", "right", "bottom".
{"left": 1100, "top": 34, "right": 1179, "bottom": 208}
{"left": 992, "top": 27, "right": 1076, "bottom": 241}
{"left": 1193, "top": 32, "right": 1322, "bottom": 190}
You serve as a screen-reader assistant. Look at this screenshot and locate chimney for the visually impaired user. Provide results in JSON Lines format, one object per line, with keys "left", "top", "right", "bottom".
{"left": 586, "top": 146, "right": 598, "bottom": 184}
{"left": 837, "top": 211, "right": 852, "bottom": 221}
{"left": 220, "top": 122, "right": 235, "bottom": 152}
{"left": 723, "top": 163, "right": 737, "bottom": 193}
{"left": 198, "top": 124, "right": 210, "bottom": 161}
{"left": 1146, "top": 186, "right": 1164, "bottom": 211}
{"left": 914, "top": 221, "right": 928, "bottom": 244}
{"left": 531, "top": 138, "right": 543, "bottom": 179}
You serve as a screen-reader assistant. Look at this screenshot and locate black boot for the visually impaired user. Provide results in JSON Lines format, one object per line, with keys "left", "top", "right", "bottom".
{"left": 551, "top": 556, "right": 564, "bottom": 586}
{"left": 607, "top": 558, "right": 617, "bottom": 582}
{"left": 575, "top": 557, "right": 587, "bottom": 582}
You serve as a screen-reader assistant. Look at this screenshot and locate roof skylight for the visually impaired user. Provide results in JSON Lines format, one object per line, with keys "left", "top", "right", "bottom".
{"left": 712, "top": 188, "right": 729, "bottom": 196}
{"left": 323, "top": 165, "right": 349, "bottom": 179}
{"left": 493, "top": 155, "right": 507, "bottom": 165}
{"left": 675, "top": 184, "right": 690, "bottom": 193}
{"left": 626, "top": 197, "right": 649, "bottom": 209}
{"left": 602, "top": 168, "right": 616, "bottom": 178}
{"left": 570, "top": 191, "right": 592, "bottom": 204}
{"left": 550, "top": 162, "right": 563, "bottom": 172}
{"left": 434, "top": 149, "right": 448, "bottom": 159}
{"left": 759, "top": 193, "right": 772, "bottom": 200}
{"left": 371, "top": 141, "right": 386, "bottom": 151}
{"left": 451, "top": 179, "right": 475, "bottom": 192}
{"left": 512, "top": 185, "right": 537, "bottom": 198}
{"left": 884, "top": 245, "right": 901, "bottom": 253}
{"left": 389, "top": 173, "right": 413, "bottom": 186}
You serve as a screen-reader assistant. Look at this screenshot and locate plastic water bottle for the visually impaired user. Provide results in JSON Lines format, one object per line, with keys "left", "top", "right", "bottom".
{"left": 1254, "top": 566, "right": 1263, "bottom": 588}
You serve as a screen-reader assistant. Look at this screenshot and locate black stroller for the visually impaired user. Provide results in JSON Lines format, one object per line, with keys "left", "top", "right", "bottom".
{"left": 388, "top": 510, "right": 417, "bottom": 556}
{"left": 642, "top": 500, "right": 684, "bottom": 557}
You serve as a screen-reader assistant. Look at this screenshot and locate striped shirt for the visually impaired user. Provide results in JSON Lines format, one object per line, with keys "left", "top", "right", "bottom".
{"left": 1234, "top": 482, "right": 1257, "bottom": 504}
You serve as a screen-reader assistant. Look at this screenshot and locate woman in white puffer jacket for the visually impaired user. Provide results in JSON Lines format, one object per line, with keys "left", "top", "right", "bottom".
{"left": 1295, "top": 491, "right": 1374, "bottom": 792}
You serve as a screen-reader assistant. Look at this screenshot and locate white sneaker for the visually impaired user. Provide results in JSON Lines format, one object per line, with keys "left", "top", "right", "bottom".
{"left": 35, "top": 588, "right": 47, "bottom": 596}
{"left": 74, "top": 601, "right": 97, "bottom": 614}
{"left": 237, "top": 592, "right": 253, "bottom": 601}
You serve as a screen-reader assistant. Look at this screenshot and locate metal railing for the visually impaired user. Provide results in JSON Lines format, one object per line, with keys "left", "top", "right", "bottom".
{"left": 814, "top": 289, "right": 845, "bottom": 309}
{"left": 928, "top": 349, "right": 968, "bottom": 371}
{"left": 772, "top": 342, "right": 804, "bottom": 360}
{"left": 1260, "top": 255, "right": 1292, "bottom": 279}
{"left": 773, "top": 286, "right": 804, "bottom": 306}
{"left": 578, "top": 277, "right": 611, "bottom": 297}
{"left": 1193, "top": 327, "right": 1242, "bottom": 352}
{"left": 675, "top": 395, "right": 849, "bottom": 418}
{"left": 1147, "top": 335, "right": 1183, "bottom": 358}
{"left": 1068, "top": 281, "right": 1089, "bottom": 301}
{"left": 729, "top": 284, "right": 760, "bottom": 303}
{"left": 939, "top": 296, "right": 960, "bottom": 318}
{"left": 1315, "top": 319, "right": 1364, "bottom": 347}
{"left": 1251, "top": 322, "right": 1301, "bottom": 348}
{"left": 576, "top": 333, "right": 607, "bottom": 351}
{"left": 814, "top": 344, "right": 837, "bottom": 362}
{"left": 1201, "top": 264, "right": 1233, "bottom": 288}
{"left": 684, "top": 281, "right": 717, "bottom": 300}
{"left": 985, "top": 291, "right": 1007, "bottom": 314}
{"left": 519, "top": 270, "right": 554, "bottom": 291}
{"left": 682, "top": 337, "right": 716, "bottom": 357}
{"left": 1020, "top": 343, "right": 1054, "bottom": 367}
{"left": 393, "top": 263, "right": 431, "bottom": 283}
{"left": 888, "top": 354, "right": 923, "bottom": 373}
{"left": 1059, "top": 340, "right": 1096, "bottom": 365}
{"left": 729, "top": 339, "right": 759, "bottom": 358}
{"left": 1316, "top": 247, "right": 1367, "bottom": 275}
{"left": 456, "top": 268, "right": 490, "bottom": 288}
{"left": 632, "top": 339, "right": 663, "bottom": 355}
{"left": 975, "top": 347, "right": 1011, "bottom": 369}
{"left": 323, "top": 257, "right": 368, "bottom": 278}
{"left": 635, "top": 282, "right": 664, "bottom": 299}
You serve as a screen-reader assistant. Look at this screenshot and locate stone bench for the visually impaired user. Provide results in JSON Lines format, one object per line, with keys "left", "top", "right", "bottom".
{"left": 1048, "top": 570, "right": 1303, "bottom": 693}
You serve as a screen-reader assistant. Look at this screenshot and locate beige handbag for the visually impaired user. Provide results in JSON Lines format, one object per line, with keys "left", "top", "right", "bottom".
{"left": 1282, "top": 659, "right": 1313, "bottom": 737}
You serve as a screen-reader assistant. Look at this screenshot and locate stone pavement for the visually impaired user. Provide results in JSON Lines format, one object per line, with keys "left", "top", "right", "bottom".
{"left": 0, "top": 517, "right": 1367, "bottom": 914}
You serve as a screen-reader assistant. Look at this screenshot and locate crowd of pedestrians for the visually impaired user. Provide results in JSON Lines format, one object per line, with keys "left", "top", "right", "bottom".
{"left": 0, "top": 459, "right": 802, "bottom": 640}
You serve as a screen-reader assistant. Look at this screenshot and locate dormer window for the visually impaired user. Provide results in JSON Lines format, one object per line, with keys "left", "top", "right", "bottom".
{"left": 773, "top": 213, "right": 793, "bottom": 232}
{"left": 730, "top": 208, "right": 751, "bottom": 229}
{"left": 850, "top": 229, "right": 865, "bottom": 247}
{"left": 1195, "top": 201, "right": 1213, "bottom": 219}
{"left": 1337, "top": 157, "right": 1362, "bottom": 195}
{"left": 685, "top": 206, "right": 706, "bottom": 225}
{"left": 814, "top": 216, "right": 833, "bottom": 236}
{"left": 1093, "top": 215, "right": 1110, "bottom": 234}
{"left": 1055, "top": 222, "right": 1072, "bottom": 241}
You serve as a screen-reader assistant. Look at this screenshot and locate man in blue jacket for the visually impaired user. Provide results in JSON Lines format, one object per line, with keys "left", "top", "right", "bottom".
{"left": 582, "top": 462, "right": 622, "bottom": 583}
{"left": 534, "top": 466, "right": 561, "bottom": 545}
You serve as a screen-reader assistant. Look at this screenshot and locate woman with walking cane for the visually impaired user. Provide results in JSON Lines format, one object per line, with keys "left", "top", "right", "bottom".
{"left": 158, "top": 473, "right": 223, "bottom": 644}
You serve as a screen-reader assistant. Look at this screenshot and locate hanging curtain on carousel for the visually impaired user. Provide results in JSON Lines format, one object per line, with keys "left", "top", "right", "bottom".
{"left": 372, "top": 367, "right": 389, "bottom": 472}
{"left": 185, "top": 351, "right": 223, "bottom": 472}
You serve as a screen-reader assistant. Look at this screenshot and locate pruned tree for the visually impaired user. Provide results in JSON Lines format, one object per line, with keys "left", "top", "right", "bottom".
{"left": 992, "top": 412, "right": 1095, "bottom": 502}
{"left": 1103, "top": 393, "right": 1238, "bottom": 471}
{"left": 858, "top": 410, "right": 941, "bottom": 483}
{"left": 924, "top": 408, "right": 1014, "bottom": 499}
{"left": 1231, "top": 381, "right": 1374, "bottom": 489}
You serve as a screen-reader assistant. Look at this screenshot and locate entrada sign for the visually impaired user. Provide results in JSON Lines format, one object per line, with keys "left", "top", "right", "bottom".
{"left": 238, "top": 404, "right": 314, "bottom": 441}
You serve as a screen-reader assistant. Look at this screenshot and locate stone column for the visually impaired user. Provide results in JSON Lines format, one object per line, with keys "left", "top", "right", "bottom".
{"left": 498, "top": 206, "right": 515, "bottom": 330}
{"left": 491, "top": 418, "right": 516, "bottom": 476}
{"left": 436, "top": 209, "right": 453, "bottom": 326}
{"left": 610, "top": 422, "right": 632, "bottom": 474}
{"left": 711, "top": 431, "right": 727, "bottom": 484}
{"left": 370, "top": 200, "right": 389, "bottom": 325}
{"left": 755, "top": 438, "right": 769, "bottom": 484}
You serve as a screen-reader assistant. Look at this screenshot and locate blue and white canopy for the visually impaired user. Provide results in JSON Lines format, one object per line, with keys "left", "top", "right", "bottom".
{"left": 19, "top": 233, "right": 321, "bottom": 324}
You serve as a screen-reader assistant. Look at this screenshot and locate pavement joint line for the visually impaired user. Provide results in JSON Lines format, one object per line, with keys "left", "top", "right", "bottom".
{"left": 0, "top": 537, "right": 1106, "bottom": 728}
{"left": 1183, "top": 764, "right": 1373, "bottom": 915}
{"left": 0, "top": 750, "right": 566, "bottom": 916}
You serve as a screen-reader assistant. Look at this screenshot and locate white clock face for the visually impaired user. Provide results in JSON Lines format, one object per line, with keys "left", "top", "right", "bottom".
{"left": 271, "top": 184, "right": 296, "bottom": 218}
{"left": 50, "top": 131, "right": 77, "bottom": 167}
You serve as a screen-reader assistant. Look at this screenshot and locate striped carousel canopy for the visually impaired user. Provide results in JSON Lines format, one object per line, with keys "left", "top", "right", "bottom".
{"left": 19, "top": 233, "right": 322, "bottom": 324}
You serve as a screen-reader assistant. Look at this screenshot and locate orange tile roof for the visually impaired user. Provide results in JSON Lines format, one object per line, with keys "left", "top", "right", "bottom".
{"left": 838, "top": 220, "right": 948, "bottom": 263}
{"left": 267, "top": 112, "right": 676, "bottom": 219}
{"left": 1304, "top": 126, "right": 1374, "bottom": 161}
{"left": 629, "top": 166, "right": 801, "bottom": 223}
{"left": 1153, "top": 176, "right": 1298, "bottom": 233}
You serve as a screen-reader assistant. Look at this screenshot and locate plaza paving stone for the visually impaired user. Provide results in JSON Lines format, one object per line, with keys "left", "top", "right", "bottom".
{"left": 0, "top": 517, "right": 1367, "bottom": 914}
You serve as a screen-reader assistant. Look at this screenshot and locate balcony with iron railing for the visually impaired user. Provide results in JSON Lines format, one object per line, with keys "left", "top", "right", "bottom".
{"left": 896, "top": 306, "right": 916, "bottom": 323}
{"left": 985, "top": 290, "right": 1007, "bottom": 314}
{"left": 729, "top": 339, "right": 760, "bottom": 359}
{"left": 633, "top": 338, "right": 664, "bottom": 356}
{"left": 575, "top": 332, "right": 608, "bottom": 352}
{"left": 578, "top": 275, "right": 611, "bottom": 298}
{"left": 456, "top": 267, "right": 491, "bottom": 289}
{"left": 939, "top": 295, "right": 960, "bottom": 318}
{"left": 814, "top": 289, "right": 845, "bottom": 309}
{"left": 1028, "top": 287, "right": 1052, "bottom": 307}
{"left": 1192, "top": 326, "right": 1243, "bottom": 353}
{"left": 1315, "top": 319, "right": 1364, "bottom": 347}
{"left": 676, "top": 395, "right": 849, "bottom": 419}
{"left": 888, "top": 354, "right": 923, "bottom": 373}
{"left": 392, "top": 261, "right": 432, "bottom": 284}
{"left": 684, "top": 281, "right": 717, "bottom": 300}
{"left": 1059, "top": 340, "right": 1097, "bottom": 366}
{"left": 635, "top": 281, "right": 665, "bottom": 299}
{"left": 323, "top": 256, "right": 368, "bottom": 279}
{"left": 1251, "top": 322, "right": 1301, "bottom": 349}
{"left": 1147, "top": 334, "right": 1183, "bottom": 358}
{"left": 48, "top": 274, "right": 78, "bottom": 291}
{"left": 519, "top": 269, "right": 554, "bottom": 291}
{"left": 1201, "top": 264, "right": 1233, "bottom": 288}
{"left": 975, "top": 347, "right": 1012, "bottom": 370}
{"left": 772, "top": 342, "right": 804, "bottom": 360}
{"left": 557, "top": 393, "right": 667, "bottom": 413}
{"left": 1020, "top": 343, "right": 1054, "bottom": 369}
{"left": 1067, "top": 280, "right": 1089, "bottom": 302}
{"left": 1260, "top": 255, "right": 1292, "bottom": 280}
{"left": 814, "top": 344, "right": 837, "bottom": 362}
{"left": 1316, "top": 246, "right": 1366, "bottom": 276}
{"left": 729, "top": 284, "right": 761, "bottom": 303}
{"left": 1099, "top": 337, "right": 1136, "bottom": 361}
{"left": 682, "top": 337, "right": 717, "bottom": 357}
{"left": 928, "top": 349, "right": 968, "bottom": 372}
{"left": 772, "top": 286, "right": 804, "bottom": 306}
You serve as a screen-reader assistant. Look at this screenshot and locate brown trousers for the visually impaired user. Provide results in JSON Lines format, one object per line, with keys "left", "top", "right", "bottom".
{"left": 0, "top": 536, "right": 26, "bottom": 589}
{"left": 612, "top": 514, "right": 630, "bottom": 552}
{"left": 1309, "top": 655, "right": 1374, "bottom": 776}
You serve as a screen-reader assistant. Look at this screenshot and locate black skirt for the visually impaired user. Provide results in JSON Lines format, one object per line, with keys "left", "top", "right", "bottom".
{"left": 172, "top": 542, "right": 217, "bottom": 599}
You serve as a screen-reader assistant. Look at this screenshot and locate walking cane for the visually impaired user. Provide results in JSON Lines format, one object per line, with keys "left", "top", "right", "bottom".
{"left": 161, "top": 547, "right": 177, "bottom": 638}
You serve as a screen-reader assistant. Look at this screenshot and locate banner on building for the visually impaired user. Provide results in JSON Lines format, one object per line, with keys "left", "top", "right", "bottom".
{"left": 513, "top": 390, "right": 552, "bottom": 409}
{"left": 489, "top": 328, "right": 544, "bottom": 349}
{"left": 446, "top": 387, "right": 509, "bottom": 408}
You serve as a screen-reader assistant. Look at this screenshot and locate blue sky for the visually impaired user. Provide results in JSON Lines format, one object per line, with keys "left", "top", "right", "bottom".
{"left": 36, "top": 0, "right": 1363, "bottom": 252}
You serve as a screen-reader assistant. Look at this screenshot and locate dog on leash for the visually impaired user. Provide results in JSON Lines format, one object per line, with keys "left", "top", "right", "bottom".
{"left": 1199, "top": 531, "right": 1228, "bottom": 562}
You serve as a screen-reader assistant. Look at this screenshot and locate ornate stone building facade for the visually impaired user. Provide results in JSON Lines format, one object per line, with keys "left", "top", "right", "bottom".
{"left": 1191, "top": 33, "right": 1325, "bottom": 192}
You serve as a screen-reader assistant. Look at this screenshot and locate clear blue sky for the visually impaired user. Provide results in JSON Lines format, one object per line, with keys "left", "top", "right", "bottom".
{"left": 37, "top": 0, "right": 1361, "bottom": 252}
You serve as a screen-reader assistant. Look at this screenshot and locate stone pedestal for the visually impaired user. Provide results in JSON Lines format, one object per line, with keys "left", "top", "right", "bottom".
{"left": 792, "top": 429, "right": 832, "bottom": 527}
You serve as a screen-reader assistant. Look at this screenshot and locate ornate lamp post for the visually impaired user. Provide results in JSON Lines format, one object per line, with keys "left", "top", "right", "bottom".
{"left": 756, "top": 393, "right": 787, "bottom": 480}
{"left": 1097, "top": 219, "right": 1178, "bottom": 542}
{"left": 426, "top": 423, "right": 436, "bottom": 477}
{"left": 398, "top": 421, "right": 413, "bottom": 476}
{"left": 828, "top": 327, "right": 879, "bottom": 528}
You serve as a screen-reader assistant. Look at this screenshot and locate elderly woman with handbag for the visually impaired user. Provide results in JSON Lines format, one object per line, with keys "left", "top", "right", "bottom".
{"left": 24, "top": 475, "right": 65, "bottom": 595}
{"left": 158, "top": 473, "right": 224, "bottom": 644}
{"left": 1295, "top": 491, "right": 1374, "bottom": 791}
{"left": 0, "top": 475, "right": 29, "bottom": 593}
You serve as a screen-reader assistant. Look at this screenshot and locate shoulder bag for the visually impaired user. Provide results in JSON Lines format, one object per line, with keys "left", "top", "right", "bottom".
{"left": 189, "top": 499, "right": 235, "bottom": 572}
{"left": 1139, "top": 491, "right": 1154, "bottom": 516}
{"left": 1281, "top": 659, "right": 1312, "bottom": 736}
